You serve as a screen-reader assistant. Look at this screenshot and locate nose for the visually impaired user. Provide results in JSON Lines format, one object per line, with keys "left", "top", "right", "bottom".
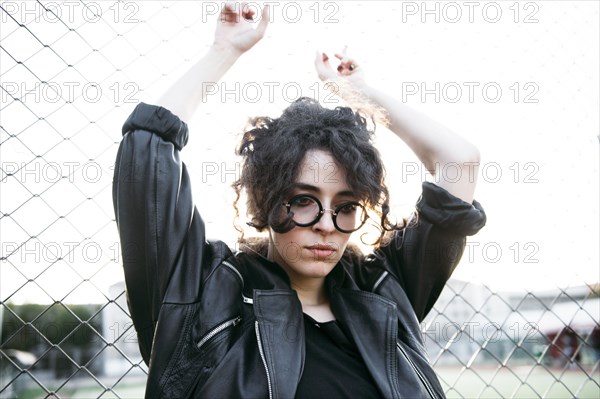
{"left": 312, "top": 208, "right": 336, "bottom": 234}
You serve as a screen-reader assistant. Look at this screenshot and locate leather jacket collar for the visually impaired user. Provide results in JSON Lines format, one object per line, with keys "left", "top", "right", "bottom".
{"left": 239, "top": 250, "right": 444, "bottom": 399}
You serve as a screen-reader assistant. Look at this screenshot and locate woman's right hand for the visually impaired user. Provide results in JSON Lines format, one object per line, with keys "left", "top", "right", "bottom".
{"left": 213, "top": 2, "right": 270, "bottom": 56}
{"left": 157, "top": 2, "right": 269, "bottom": 118}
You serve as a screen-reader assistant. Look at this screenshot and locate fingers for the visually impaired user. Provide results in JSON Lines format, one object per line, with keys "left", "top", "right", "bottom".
{"left": 332, "top": 45, "right": 358, "bottom": 75}
{"left": 242, "top": 10, "right": 255, "bottom": 21}
{"left": 314, "top": 51, "right": 327, "bottom": 68}
{"left": 241, "top": 2, "right": 257, "bottom": 21}
{"left": 334, "top": 45, "right": 348, "bottom": 60}
{"left": 221, "top": 2, "right": 265, "bottom": 24}
{"left": 256, "top": 4, "right": 270, "bottom": 37}
{"left": 221, "top": 2, "right": 240, "bottom": 23}
{"left": 337, "top": 60, "right": 357, "bottom": 75}
{"left": 334, "top": 54, "right": 353, "bottom": 65}
{"left": 314, "top": 51, "right": 334, "bottom": 81}
{"left": 331, "top": 54, "right": 357, "bottom": 75}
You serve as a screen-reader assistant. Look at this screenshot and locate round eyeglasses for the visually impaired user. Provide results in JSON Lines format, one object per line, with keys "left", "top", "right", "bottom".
{"left": 283, "top": 194, "right": 368, "bottom": 233}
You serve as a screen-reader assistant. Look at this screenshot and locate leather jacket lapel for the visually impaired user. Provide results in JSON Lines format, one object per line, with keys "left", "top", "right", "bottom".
{"left": 254, "top": 290, "right": 305, "bottom": 399}
{"left": 331, "top": 287, "right": 400, "bottom": 399}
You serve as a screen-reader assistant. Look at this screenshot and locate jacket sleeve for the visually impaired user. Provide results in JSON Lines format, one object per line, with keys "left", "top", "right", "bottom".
{"left": 375, "top": 181, "right": 487, "bottom": 322}
{"left": 112, "top": 102, "right": 199, "bottom": 364}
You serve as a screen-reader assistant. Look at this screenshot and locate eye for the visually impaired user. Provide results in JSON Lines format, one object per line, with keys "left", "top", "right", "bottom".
{"left": 293, "top": 196, "right": 314, "bottom": 207}
{"left": 337, "top": 202, "right": 359, "bottom": 215}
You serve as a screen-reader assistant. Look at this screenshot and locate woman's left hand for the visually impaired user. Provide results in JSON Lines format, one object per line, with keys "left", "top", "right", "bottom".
{"left": 314, "top": 46, "right": 366, "bottom": 87}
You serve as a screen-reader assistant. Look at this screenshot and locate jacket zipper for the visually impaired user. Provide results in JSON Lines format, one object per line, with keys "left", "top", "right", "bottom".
{"left": 255, "top": 321, "right": 273, "bottom": 399}
{"left": 222, "top": 260, "right": 243, "bottom": 283}
{"left": 196, "top": 316, "right": 241, "bottom": 349}
{"left": 372, "top": 271, "right": 389, "bottom": 292}
{"left": 397, "top": 342, "right": 437, "bottom": 399}
{"left": 222, "top": 261, "right": 253, "bottom": 304}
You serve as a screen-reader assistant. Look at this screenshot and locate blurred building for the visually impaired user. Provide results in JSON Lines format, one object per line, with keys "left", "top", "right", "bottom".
{"left": 424, "top": 280, "right": 600, "bottom": 367}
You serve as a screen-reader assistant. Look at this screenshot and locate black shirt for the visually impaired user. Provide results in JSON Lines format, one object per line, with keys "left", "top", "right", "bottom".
{"left": 295, "top": 314, "right": 382, "bottom": 398}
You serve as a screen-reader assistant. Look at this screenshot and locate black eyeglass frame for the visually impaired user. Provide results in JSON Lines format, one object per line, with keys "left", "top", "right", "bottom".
{"left": 283, "top": 194, "right": 368, "bottom": 233}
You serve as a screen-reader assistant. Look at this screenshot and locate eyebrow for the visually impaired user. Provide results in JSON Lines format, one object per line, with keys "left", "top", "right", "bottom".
{"left": 291, "top": 182, "right": 356, "bottom": 198}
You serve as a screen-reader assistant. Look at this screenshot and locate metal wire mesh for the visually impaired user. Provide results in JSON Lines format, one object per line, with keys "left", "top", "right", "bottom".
{"left": 1, "top": 1, "right": 598, "bottom": 398}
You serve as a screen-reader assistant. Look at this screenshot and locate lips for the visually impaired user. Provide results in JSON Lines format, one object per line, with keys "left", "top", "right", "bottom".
{"left": 306, "top": 244, "right": 337, "bottom": 259}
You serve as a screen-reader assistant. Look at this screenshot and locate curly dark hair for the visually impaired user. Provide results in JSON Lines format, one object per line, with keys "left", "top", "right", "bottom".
{"left": 232, "top": 97, "right": 397, "bottom": 246}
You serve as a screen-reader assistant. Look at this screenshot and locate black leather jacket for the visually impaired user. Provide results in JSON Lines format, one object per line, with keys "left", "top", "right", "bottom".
{"left": 112, "top": 103, "right": 486, "bottom": 398}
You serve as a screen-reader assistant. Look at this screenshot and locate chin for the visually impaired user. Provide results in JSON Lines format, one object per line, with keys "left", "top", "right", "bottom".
{"left": 297, "top": 258, "right": 337, "bottom": 277}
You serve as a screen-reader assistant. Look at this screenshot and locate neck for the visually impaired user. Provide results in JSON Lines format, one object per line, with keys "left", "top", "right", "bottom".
{"left": 293, "top": 278, "right": 336, "bottom": 322}
{"left": 291, "top": 279, "right": 328, "bottom": 307}
{"left": 295, "top": 279, "right": 336, "bottom": 322}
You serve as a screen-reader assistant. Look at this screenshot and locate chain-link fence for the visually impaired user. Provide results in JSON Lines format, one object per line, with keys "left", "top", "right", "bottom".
{"left": 1, "top": 1, "right": 598, "bottom": 398}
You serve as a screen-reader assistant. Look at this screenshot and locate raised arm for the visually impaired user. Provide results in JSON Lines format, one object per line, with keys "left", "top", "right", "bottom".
{"left": 315, "top": 48, "right": 486, "bottom": 320}
{"left": 112, "top": 3, "right": 269, "bottom": 364}
{"left": 158, "top": 2, "right": 269, "bottom": 120}
{"left": 314, "top": 49, "right": 479, "bottom": 204}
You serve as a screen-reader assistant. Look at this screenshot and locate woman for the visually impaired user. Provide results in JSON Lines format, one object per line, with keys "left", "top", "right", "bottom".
{"left": 112, "top": 3, "right": 486, "bottom": 398}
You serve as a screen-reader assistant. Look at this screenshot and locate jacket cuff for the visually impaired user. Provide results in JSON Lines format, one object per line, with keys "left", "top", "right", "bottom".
{"left": 415, "top": 181, "right": 486, "bottom": 236}
{"left": 122, "top": 102, "right": 189, "bottom": 151}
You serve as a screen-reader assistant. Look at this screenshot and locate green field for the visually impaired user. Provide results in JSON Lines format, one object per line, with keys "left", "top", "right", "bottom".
{"left": 438, "top": 366, "right": 600, "bottom": 399}
{"left": 14, "top": 367, "right": 600, "bottom": 398}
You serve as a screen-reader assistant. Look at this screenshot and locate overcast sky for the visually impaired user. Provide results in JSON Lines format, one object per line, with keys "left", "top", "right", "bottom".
{"left": 1, "top": 1, "right": 598, "bottom": 304}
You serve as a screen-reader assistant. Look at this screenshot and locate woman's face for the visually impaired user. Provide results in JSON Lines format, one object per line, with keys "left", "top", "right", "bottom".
{"left": 268, "top": 149, "right": 359, "bottom": 285}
